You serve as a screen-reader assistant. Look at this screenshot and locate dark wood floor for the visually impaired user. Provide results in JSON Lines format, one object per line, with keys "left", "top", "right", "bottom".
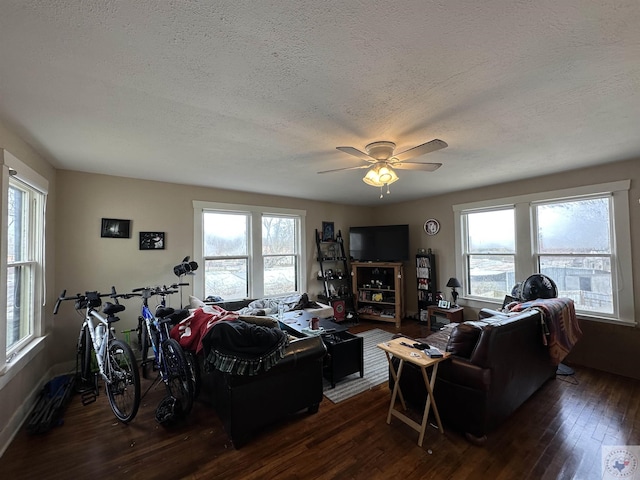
{"left": 1, "top": 319, "right": 639, "bottom": 479}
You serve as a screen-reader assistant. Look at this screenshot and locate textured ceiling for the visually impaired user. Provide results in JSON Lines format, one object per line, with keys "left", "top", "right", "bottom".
{"left": 1, "top": 1, "right": 639, "bottom": 206}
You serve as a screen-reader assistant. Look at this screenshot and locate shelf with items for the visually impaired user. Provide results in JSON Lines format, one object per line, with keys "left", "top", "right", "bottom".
{"left": 351, "top": 261, "right": 404, "bottom": 327}
{"left": 315, "top": 229, "right": 357, "bottom": 323}
{"left": 416, "top": 252, "right": 437, "bottom": 323}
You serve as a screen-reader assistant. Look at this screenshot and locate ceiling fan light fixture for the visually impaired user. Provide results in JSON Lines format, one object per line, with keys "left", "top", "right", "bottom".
{"left": 362, "top": 164, "right": 399, "bottom": 187}
{"left": 377, "top": 165, "right": 397, "bottom": 184}
{"left": 362, "top": 167, "right": 384, "bottom": 187}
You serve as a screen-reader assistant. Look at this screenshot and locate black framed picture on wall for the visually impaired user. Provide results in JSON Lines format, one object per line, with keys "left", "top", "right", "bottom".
{"left": 101, "top": 218, "right": 131, "bottom": 238}
{"left": 322, "top": 221, "right": 335, "bottom": 241}
{"left": 139, "top": 232, "right": 165, "bottom": 250}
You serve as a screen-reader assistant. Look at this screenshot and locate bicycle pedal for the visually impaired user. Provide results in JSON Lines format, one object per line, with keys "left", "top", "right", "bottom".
{"left": 81, "top": 390, "right": 97, "bottom": 406}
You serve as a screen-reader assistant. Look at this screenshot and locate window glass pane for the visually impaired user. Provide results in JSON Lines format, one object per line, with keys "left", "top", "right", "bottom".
{"left": 204, "top": 259, "right": 248, "bottom": 299}
{"left": 540, "top": 256, "right": 612, "bottom": 314}
{"left": 537, "top": 198, "right": 611, "bottom": 254}
{"left": 7, "top": 265, "right": 34, "bottom": 350}
{"left": 203, "top": 212, "right": 248, "bottom": 256}
{"left": 8, "top": 185, "right": 27, "bottom": 262}
{"left": 262, "top": 216, "right": 296, "bottom": 254}
{"left": 7, "top": 180, "right": 37, "bottom": 351}
{"left": 264, "top": 255, "right": 297, "bottom": 296}
{"left": 467, "top": 209, "right": 515, "bottom": 253}
{"left": 468, "top": 255, "right": 515, "bottom": 300}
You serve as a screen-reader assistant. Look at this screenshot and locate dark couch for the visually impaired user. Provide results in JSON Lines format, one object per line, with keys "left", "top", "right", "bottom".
{"left": 392, "top": 308, "right": 557, "bottom": 442}
{"left": 203, "top": 333, "right": 327, "bottom": 448}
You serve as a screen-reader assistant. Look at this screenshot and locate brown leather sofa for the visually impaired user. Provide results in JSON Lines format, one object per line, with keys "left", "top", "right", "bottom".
{"left": 392, "top": 308, "right": 556, "bottom": 442}
{"left": 203, "top": 334, "right": 327, "bottom": 448}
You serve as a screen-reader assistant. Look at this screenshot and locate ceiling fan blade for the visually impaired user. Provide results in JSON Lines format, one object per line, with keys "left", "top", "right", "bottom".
{"left": 317, "top": 164, "right": 370, "bottom": 174}
{"left": 336, "top": 146, "right": 377, "bottom": 163}
{"left": 390, "top": 162, "right": 442, "bottom": 172}
{"left": 393, "top": 139, "right": 448, "bottom": 161}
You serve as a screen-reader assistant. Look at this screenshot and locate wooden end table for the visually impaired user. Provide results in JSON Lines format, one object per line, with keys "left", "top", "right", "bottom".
{"left": 426, "top": 305, "right": 464, "bottom": 331}
{"left": 377, "top": 337, "right": 449, "bottom": 447}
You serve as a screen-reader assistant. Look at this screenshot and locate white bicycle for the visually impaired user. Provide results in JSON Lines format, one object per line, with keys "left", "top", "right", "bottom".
{"left": 54, "top": 288, "right": 141, "bottom": 423}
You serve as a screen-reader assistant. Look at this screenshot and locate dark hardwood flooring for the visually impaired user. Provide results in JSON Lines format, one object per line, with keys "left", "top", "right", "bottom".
{"left": 1, "top": 319, "right": 639, "bottom": 479}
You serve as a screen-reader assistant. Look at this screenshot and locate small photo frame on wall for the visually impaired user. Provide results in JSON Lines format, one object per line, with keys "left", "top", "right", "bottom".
{"left": 322, "top": 221, "right": 335, "bottom": 242}
{"left": 101, "top": 218, "right": 131, "bottom": 238}
{"left": 139, "top": 232, "right": 165, "bottom": 250}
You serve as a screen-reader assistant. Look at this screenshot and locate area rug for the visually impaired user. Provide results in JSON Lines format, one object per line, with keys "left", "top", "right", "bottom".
{"left": 322, "top": 328, "right": 392, "bottom": 404}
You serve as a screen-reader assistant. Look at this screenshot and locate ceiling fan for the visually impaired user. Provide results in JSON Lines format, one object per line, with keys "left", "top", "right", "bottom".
{"left": 318, "top": 139, "right": 447, "bottom": 197}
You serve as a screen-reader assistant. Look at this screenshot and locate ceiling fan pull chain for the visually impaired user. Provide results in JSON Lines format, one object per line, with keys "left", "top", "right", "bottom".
{"left": 380, "top": 186, "right": 384, "bottom": 199}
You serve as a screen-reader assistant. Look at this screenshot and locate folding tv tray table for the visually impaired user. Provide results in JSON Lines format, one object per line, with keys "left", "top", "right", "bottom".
{"left": 377, "top": 337, "right": 450, "bottom": 447}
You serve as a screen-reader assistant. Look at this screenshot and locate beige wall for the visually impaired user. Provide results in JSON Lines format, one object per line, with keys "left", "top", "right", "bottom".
{"left": 376, "top": 157, "right": 640, "bottom": 378}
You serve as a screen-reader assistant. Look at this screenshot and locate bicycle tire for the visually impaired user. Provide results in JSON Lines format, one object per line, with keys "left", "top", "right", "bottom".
{"left": 184, "top": 349, "right": 201, "bottom": 400}
{"left": 105, "top": 338, "right": 141, "bottom": 423}
{"left": 161, "top": 338, "right": 194, "bottom": 416}
{"left": 76, "top": 325, "right": 93, "bottom": 385}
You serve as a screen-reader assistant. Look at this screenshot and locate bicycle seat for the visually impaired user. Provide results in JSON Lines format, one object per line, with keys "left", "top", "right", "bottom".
{"left": 103, "top": 302, "right": 126, "bottom": 316}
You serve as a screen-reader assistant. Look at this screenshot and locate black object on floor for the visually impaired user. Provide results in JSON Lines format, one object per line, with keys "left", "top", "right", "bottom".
{"left": 27, "top": 374, "right": 76, "bottom": 434}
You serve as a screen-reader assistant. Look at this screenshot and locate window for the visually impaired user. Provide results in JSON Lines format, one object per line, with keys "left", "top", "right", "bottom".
{"left": 464, "top": 208, "right": 516, "bottom": 301}
{"left": 454, "top": 181, "right": 634, "bottom": 324}
{"left": 535, "top": 196, "right": 613, "bottom": 315}
{"left": 194, "top": 202, "right": 305, "bottom": 300}
{"left": 203, "top": 211, "right": 250, "bottom": 299}
{"left": 262, "top": 215, "right": 299, "bottom": 296}
{"left": 2, "top": 152, "right": 47, "bottom": 373}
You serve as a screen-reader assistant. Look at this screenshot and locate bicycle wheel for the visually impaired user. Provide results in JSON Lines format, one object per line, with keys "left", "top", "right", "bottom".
{"left": 161, "top": 338, "right": 194, "bottom": 416}
{"left": 184, "top": 349, "right": 201, "bottom": 400}
{"left": 105, "top": 338, "right": 141, "bottom": 423}
{"left": 76, "top": 325, "right": 93, "bottom": 385}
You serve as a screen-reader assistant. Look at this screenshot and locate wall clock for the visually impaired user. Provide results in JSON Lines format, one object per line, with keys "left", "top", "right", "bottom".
{"left": 424, "top": 218, "right": 440, "bottom": 236}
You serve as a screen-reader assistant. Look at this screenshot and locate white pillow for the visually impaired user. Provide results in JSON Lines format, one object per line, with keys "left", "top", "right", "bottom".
{"left": 189, "top": 295, "right": 206, "bottom": 309}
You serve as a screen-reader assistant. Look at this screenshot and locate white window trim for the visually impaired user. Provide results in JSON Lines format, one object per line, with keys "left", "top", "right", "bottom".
{"left": 453, "top": 180, "right": 634, "bottom": 325}
{"left": 1, "top": 150, "right": 49, "bottom": 377}
{"left": 193, "top": 201, "right": 307, "bottom": 300}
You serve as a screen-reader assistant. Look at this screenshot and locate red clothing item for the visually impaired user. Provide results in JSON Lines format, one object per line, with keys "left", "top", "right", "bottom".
{"left": 170, "top": 306, "right": 238, "bottom": 353}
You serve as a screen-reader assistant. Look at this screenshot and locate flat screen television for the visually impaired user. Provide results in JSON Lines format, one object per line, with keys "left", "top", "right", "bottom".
{"left": 349, "top": 224, "right": 410, "bottom": 262}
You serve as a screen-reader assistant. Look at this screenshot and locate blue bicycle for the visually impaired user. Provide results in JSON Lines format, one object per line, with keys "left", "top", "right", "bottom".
{"left": 128, "top": 285, "right": 195, "bottom": 418}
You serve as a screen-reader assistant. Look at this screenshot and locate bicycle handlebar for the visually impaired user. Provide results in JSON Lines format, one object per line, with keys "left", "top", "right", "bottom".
{"left": 53, "top": 289, "right": 68, "bottom": 314}
{"left": 129, "top": 285, "right": 180, "bottom": 298}
{"left": 53, "top": 286, "right": 128, "bottom": 314}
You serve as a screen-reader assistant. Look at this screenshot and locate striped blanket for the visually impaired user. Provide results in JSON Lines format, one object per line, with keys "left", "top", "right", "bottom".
{"left": 201, "top": 319, "right": 288, "bottom": 376}
{"left": 509, "top": 298, "right": 582, "bottom": 365}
